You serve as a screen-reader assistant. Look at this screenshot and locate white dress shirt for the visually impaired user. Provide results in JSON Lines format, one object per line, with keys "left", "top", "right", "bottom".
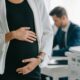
{"left": 62, "top": 22, "right": 70, "bottom": 47}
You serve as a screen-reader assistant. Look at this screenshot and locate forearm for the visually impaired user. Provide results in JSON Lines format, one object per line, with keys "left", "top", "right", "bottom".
{"left": 5, "top": 31, "right": 15, "bottom": 42}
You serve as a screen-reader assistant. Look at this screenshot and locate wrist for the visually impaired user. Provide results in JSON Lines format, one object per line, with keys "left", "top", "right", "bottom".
{"left": 36, "top": 52, "right": 46, "bottom": 63}
{"left": 36, "top": 56, "right": 43, "bottom": 63}
{"left": 36, "top": 57, "right": 41, "bottom": 65}
{"left": 5, "top": 31, "right": 15, "bottom": 42}
{"left": 11, "top": 31, "right": 17, "bottom": 39}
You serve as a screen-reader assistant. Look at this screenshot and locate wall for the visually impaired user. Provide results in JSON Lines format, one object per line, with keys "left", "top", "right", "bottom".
{"left": 44, "top": 0, "right": 80, "bottom": 26}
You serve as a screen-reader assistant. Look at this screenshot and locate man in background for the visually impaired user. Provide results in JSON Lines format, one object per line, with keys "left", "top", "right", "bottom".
{"left": 42, "top": 6, "right": 80, "bottom": 80}
{"left": 50, "top": 6, "right": 80, "bottom": 57}
{"left": 49, "top": 6, "right": 80, "bottom": 80}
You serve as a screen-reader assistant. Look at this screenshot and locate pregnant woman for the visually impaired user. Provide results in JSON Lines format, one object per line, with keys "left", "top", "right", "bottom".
{"left": 0, "top": 0, "right": 53, "bottom": 80}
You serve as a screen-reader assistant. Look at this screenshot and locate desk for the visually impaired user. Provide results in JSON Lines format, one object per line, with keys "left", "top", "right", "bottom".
{"left": 66, "top": 50, "right": 80, "bottom": 80}
{"left": 41, "top": 57, "right": 69, "bottom": 80}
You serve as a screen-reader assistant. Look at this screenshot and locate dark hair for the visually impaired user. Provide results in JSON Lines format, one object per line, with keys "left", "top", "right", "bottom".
{"left": 49, "top": 6, "right": 67, "bottom": 18}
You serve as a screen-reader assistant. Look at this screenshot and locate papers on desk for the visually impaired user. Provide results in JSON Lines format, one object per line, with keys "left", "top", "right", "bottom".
{"left": 69, "top": 46, "right": 80, "bottom": 53}
{"left": 48, "top": 58, "right": 57, "bottom": 65}
{"left": 48, "top": 60, "right": 68, "bottom": 65}
{"left": 48, "top": 57, "right": 68, "bottom": 65}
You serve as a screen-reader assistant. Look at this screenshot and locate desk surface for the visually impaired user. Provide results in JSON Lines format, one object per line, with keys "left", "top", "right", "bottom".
{"left": 50, "top": 57, "right": 68, "bottom": 60}
{"left": 41, "top": 65, "right": 69, "bottom": 78}
{"left": 44, "top": 65, "right": 68, "bottom": 68}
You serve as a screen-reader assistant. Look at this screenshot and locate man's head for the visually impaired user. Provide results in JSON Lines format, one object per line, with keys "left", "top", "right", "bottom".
{"left": 49, "top": 6, "right": 68, "bottom": 28}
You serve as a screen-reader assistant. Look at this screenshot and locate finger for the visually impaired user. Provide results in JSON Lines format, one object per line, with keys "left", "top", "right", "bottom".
{"left": 25, "top": 27, "right": 30, "bottom": 30}
{"left": 18, "top": 71, "right": 23, "bottom": 74}
{"left": 16, "top": 68, "right": 25, "bottom": 74}
{"left": 28, "top": 34, "right": 37, "bottom": 39}
{"left": 22, "top": 27, "right": 30, "bottom": 30}
{"left": 22, "top": 59, "right": 31, "bottom": 63}
{"left": 16, "top": 69, "right": 23, "bottom": 74}
{"left": 16, "top": 67, "right": 29, "bottom": 75}
{"left": 27, "top": 36, "right": 36, "bottom": 41}
{"left": 16, "top": 68, "right": 22, "bottom": 72}
{"left": 22, "top": 68, "right": 30, "bottom": 75}
{"left": 25, "top": 39, "right": 34, "bottom": 43}
{"left": 28, "top": 31, "right": 36, "bottom": 35}
{"left": 23, "top": 70, "right": 30, "bottom": 75}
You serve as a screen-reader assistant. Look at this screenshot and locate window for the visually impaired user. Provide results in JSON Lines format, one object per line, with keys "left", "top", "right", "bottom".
{"left": 44, "top": 0, "right": 80, "bottom": 26}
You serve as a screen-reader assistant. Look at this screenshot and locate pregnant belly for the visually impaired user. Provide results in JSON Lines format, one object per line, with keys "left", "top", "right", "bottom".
{"left": 6, "top": 39, "right": 39, "bottom": 67}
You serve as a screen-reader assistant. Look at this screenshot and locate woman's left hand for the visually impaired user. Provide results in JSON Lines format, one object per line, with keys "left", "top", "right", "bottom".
{"left": 16, "top": 58, "right": 41, "bottom": 75}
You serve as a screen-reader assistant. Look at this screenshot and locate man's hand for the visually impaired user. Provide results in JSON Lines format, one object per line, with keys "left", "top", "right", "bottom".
{"left": 16, "top": 58, "right": 41, "bottom": 75}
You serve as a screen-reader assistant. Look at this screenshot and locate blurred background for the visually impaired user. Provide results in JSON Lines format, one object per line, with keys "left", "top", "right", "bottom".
{"left": 44, "top": 0, "right": 80, "bottom": 26}
{"left": 41, "top": 1, "right": 80, "bottom": 80}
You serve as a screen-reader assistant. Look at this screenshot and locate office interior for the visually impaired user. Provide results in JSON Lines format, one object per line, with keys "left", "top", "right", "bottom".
{"left": 41, "top": 0, "right": 80, "bottom": 80}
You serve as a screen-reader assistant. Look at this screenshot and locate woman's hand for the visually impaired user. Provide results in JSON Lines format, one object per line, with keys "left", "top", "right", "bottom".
{"left": 16, "top": 58, "right": 41, "bottom": 75}
{"left": 5, "top": 27, "right": 37, "bottom": 43}
{"left": 13, "top": 27, "right": 37, "bottom": 43}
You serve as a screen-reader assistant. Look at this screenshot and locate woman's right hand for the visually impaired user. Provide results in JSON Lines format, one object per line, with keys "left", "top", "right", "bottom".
{"left": 5, "top": 27, "right": 37, "bottom": 43}
{"left": 13, "top": 27, "right": 37, "bottom": 43}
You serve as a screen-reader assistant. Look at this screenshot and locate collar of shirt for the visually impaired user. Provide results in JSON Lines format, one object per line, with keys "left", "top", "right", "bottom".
{"left": 62, "top": 21, "right": 70, "bottom": 33}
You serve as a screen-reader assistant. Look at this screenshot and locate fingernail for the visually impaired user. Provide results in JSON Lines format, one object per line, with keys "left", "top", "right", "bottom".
{"left": 22, "top": 60, "right": 24, "bottom": 62}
